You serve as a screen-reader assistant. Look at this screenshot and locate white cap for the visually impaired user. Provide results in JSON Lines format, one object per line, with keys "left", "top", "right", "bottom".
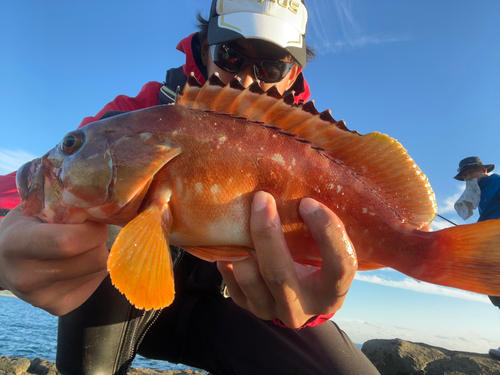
{"left": 208, "top": 0, "right": 309, "bottom": 67}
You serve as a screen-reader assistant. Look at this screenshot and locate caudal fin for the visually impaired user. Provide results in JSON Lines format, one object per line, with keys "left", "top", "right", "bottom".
{"left": 423, "top": 219, "right": 500, "bottom": 296}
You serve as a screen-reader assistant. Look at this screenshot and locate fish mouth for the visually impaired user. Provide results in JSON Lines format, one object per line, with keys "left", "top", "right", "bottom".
{"left": 16, "top": 159, "right": 45, "bottom": 217}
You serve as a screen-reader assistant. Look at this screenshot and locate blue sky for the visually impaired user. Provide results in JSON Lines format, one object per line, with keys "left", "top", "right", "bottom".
{"left": 1, "top": 1, "right": 500, "bottom": 354}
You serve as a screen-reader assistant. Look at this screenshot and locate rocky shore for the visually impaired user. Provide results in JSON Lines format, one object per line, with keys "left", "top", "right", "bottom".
{"left": 362, "top": 338, "right": 500, "bottom": 375}
{"left": 2, "top": 339, "right": 500, "bottom": 374}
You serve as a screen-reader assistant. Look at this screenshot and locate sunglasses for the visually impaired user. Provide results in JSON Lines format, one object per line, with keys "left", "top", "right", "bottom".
{"left": 210, "top": 44, "right": 295, "bottom": 84}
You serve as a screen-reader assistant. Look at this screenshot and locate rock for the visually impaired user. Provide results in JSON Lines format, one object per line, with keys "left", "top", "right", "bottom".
{"left": 362, "top": 338, "right": 500, "bottom": 375}
{"left": 28, "top": 358, "right": 60, "bottom": 375}
{"left": 0, "top": 356, "right": 204, "bottom": 375}
{"left": 0, "top": 357, "right": 31, "bottom": 375}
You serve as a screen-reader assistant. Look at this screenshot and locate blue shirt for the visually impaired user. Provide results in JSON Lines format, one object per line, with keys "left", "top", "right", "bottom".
{"left": 478, "top": 173, "right": 500, "bottom": 222}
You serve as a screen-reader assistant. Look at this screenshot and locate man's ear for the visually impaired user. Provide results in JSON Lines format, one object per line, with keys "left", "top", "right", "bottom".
{"left": 200, "top": 36, "right": 210, "bottom": 66}
{"left": 284, "top": 65, "right": 303, "bottom": 91}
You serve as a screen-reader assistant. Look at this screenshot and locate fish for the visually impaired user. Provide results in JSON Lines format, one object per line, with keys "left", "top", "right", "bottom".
{"left": 16, "top": 73, "right": 500, "bottom": 310}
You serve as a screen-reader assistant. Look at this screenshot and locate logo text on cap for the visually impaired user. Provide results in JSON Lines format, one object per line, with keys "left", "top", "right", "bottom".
{"left": 257, "top": 0, "right": 301, "bottom": 15}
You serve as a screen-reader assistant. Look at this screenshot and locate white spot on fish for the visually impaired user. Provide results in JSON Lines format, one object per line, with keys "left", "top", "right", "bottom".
{"left": 328, "top": 183, "right": 334, "bottom": 190}
{"left": 176, "top": 177, "right": 183, "bottom": 193}
{"left": 211, "top": 185, "right": 221, "bottom": 195}
{"left": 271, "top": 154, "right": 285, "bottom": 166}
{"left": 363, "top": 208, "right": 368, "bottom": 214}
{"left": 194, "top": 182, "right": 203, "bottom": 193}
{"left": 218, "top": 135, "right": 227, "bottom": 143}
{"left": 172, "top": 130, "right": 179, "bottom": 136}
{"left": 337, "top": 185, "right": 342, "bottom": 193}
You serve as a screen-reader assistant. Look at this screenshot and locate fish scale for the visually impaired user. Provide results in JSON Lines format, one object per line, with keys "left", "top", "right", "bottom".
{"left": 16, "top": 73, "right": 500, "bottom": 310}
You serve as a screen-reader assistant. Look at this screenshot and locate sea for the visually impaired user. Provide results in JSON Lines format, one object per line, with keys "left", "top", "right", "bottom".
{"left": 0, "top": 294, "right": 363, "bottom": 370}
{"left": 0, "top": 294, "right": 197, "bottom": 371}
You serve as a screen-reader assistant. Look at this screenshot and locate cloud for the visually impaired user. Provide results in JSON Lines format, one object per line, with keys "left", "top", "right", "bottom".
{"left": 438, "top": 188, "right": 463, "bottom": 214}
{"left": 307, "top": 0, "right": 410, "bottom": 53}
{"left": 334, "top": 316, "right": 498, "bottom": 353}
{"left": 431, "top": 217, "right": 455, "bottom": 231}
{"left": 354, "top": 273, "right": 490, "bottom": 304}
{"left": 0, "top": 148, "right": 37, "bottom": 174}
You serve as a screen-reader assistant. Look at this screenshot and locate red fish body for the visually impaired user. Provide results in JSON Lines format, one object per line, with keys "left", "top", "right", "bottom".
{"left": 17, "top": 74, "right": 500, "bottom": 310}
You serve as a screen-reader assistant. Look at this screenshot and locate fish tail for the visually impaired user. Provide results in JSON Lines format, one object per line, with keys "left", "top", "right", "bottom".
{"left": 420, "top": 219, "right": 500, "bottom": 296}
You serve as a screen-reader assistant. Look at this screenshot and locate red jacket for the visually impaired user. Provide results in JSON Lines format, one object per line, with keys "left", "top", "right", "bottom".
{"left": 0, "top": 33, "right": 330, "bottom": 328}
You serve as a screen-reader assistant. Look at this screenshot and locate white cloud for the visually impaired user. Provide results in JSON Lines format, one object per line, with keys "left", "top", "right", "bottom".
{"left": 334, "top": 316, "right": 498, "bottom": 353}
{"left": 354, "top": 273, "right": 490, "bottom": 304}
{"left": 438, "top": 189, "right": 462, "bottom": 214}
{"left": 307, "top": 0, "right": 410, "bottom": 53}
{"left": 0, "top": 148, "right": 37, "bottom": 174}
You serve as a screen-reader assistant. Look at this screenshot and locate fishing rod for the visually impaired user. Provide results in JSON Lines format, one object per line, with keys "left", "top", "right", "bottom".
{"left": 436, "top": 214, "right": 457, "bottom": 226}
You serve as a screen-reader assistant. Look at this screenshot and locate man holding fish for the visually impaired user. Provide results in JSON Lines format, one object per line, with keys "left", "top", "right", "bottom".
{"left": 0, "top": 1, "right": 380, "bottom": 374}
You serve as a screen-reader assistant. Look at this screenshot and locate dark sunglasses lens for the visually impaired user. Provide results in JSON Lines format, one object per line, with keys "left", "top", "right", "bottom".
{"left": 254, "top": 61, "right": 292, "bottom": 83}
{"left": 212, "top": 44, "right": 244, "bottom": 74}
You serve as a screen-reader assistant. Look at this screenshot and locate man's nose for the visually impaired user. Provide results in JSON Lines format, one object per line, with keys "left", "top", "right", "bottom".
{"left": 237, "top": 65, "right": 257, "bottom": 87}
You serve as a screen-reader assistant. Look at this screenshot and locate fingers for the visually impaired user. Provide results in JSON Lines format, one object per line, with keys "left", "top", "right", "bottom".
{"left": 222, "top": 192, "right": 358, "bottom": 328}
{"left": 299, "top": 198, "right": 357, "bottom": 309}
{"left": 2, "top": 206, "right": 109, "bottom": 260}
{"left": 249, "top": 192, "right": 307, "bottom": 327}
{"left": 30, "top": 242, "right": 109, "bottom": 286}
{"left": 35, "top": 270, "right": 108, "bottom": 316}
{"left": 218, "top": 256, "right": 276, "bottom": 321}
{"left": 0, "top": 206, "right": 110, "bottom": 315}
{"left": 250, "top": 192, "right": 299, "bottom": 293}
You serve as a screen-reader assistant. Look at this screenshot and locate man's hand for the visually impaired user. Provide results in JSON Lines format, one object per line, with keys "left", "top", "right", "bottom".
{"left": 218, "top": 191, "right": 358, "bottom": 329}
{"left": 0, "top": 206, "right": 109, "bottom": 316}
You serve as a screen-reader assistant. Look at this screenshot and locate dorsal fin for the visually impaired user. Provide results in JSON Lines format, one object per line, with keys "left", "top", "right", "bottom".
{"left": 175, "top": 73, "right": 437, "bottom": 229}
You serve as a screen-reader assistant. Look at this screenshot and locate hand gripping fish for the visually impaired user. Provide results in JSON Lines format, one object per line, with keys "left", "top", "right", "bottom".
{"left": 16, "top": 74, "right": 500, "bottom": 310}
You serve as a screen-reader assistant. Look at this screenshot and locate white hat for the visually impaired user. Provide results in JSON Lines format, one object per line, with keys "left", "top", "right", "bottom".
{"left": 208, "top": 0, "right": 309, "bottom": 67}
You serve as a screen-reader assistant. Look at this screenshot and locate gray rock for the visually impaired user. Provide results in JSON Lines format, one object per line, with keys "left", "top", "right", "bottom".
{"left": 0, "top": 356, "right": 204, "bottom": 375}
{"left": 362, "top": 338, "right": 500, "bottom": 375}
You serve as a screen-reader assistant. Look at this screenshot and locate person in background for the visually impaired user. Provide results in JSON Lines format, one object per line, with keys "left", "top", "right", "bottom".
{"left": 454, "top": 156, "right": 500, "bottom": 360}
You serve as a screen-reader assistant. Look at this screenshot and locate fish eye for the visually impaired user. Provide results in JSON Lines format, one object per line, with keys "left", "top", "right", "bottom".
{"left": 60, "top": 130, "right": 86, "bottom": 155}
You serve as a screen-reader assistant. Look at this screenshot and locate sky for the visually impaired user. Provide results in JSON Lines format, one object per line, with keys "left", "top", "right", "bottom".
{"left": 1, "top": 0, "right": 500, "bottom": 355}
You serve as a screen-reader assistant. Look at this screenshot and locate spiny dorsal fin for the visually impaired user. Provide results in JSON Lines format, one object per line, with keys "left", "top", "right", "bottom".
{"left": 175, "top": 73, "right": 437, "bottom": 229}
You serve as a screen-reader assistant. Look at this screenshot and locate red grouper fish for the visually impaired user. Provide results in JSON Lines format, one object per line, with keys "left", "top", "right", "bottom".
{"left": 16, "top": 73, "right": 500, "bottom": 310}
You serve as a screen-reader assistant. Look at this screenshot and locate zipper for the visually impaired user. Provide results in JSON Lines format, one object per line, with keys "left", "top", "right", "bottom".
{"left": 123, "top": 247, "right": 186, "bottom": 369}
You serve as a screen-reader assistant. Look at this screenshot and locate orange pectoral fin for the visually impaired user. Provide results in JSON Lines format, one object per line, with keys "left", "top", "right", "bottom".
{"left": 108, "top": 204, "right": 175, "bottom": 310}
{"left": 182, "top": 245, "right": 251, "bottom": 263}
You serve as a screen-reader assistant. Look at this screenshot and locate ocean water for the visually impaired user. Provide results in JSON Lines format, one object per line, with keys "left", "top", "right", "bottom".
{"left": 0, "top": 294, "right": 363, "bottom": 370}
{"left": 0, "top": 295, "right": 197, "bottom": 371}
